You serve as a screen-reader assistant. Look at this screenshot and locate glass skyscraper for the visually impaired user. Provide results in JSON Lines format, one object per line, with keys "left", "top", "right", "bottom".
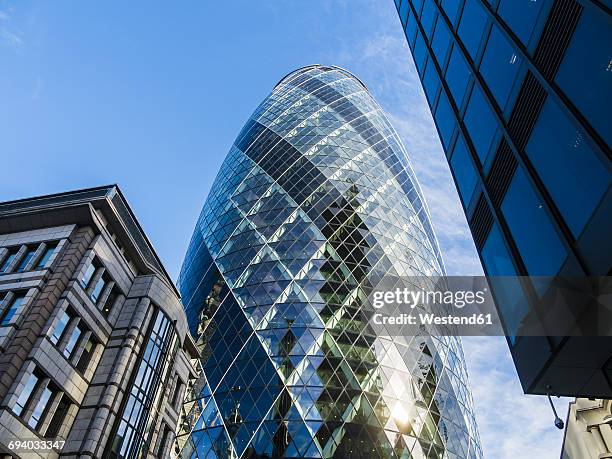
{"left": 175, "top": 65, "right": 482, "bottom": 458}
{"left": 394, "top": 0, "right": 611, "bottom": 397}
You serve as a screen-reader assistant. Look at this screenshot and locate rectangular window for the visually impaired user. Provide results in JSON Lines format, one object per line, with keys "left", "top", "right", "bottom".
{"left": 434, "top": 91, "right": 456, "bottom": 149}
{"left": 458, "top": 0, "right": 488, "bottom": 60}
{"left": 0, "top": 248, "right": 19, "bottom": 273}
{"left": 13, "top": 373, "right": 39, "bottom": 416}
{"left": 501, "top": 167, "right": 567, "bottom": 275}
{"left": 498, "top": 0, "right": 548, "bottom": 47}
{"left": 28, "top": 386, "right": 53, "bottom": 429}
{"left": 431, "top": 17, "right": 451, "bottom": 65}
{"left": 63, "top": 325, "right": 84, "bottom": 359}
{"left": 101, "top": 287, "right": 118, "bottom": 317}
{"left": 420, "top": 0, "right": 438, "bottom": 38}
{"left": 50, "top": 310, "right": 71, "bottom": 345}
{"left": 445, "top": 44, "right": 471, "bottom": 106}
{"left": 36, "top": 243, "right": 57, "bottom": 269}
{"left": 90, "top": 275, "right": 106, "bottom": 303}
{"left": 45, "top": 394, "right": 70, "bottom": 438}
{"left": 1, "top": 293, "right": 26, "bottom": 326}
{"left": 76, "top": 338, "right": 95, "bottom": 373}
{"left": 80, "top": 260, "right": 96, "bottom": 289}
{"left": 423, "top": 58, "right": 441, "bottom": 104}
{"left": 450, "top": 134, "right": 478, "bottom": 206}
{"left": 463, "top": 85, "right": 499, "bottom": 164}
{"left": 16, "top": 247, "right": 37, "bottom": 273}
{"left": 441, "top": 0, "right": 462, "bottom": 26}
{"left": 480, "top": 25, "right": 523, "bottom": 110}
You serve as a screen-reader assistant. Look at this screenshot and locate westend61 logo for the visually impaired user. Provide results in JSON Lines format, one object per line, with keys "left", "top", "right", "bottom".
{"left": 372, "top": 288, "right": 487, "bottom": 309}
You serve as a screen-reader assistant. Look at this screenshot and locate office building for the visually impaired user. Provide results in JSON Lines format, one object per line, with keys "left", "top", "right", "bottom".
{"left": 175, "top": 65, "right": 482, "bottom": 458}
{"left": 0, "top": 186, "right": 197, "bottom": 458}
{"left": 394, "top": 0, "right": 611, "bottom": 396}
{"left": 561, "top": 398, "right": 612, "bottom": 458}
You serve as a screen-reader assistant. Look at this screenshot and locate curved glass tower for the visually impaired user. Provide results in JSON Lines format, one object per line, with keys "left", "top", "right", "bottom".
{"left": 176, "top": 65, "right": 482, "bottom": 459}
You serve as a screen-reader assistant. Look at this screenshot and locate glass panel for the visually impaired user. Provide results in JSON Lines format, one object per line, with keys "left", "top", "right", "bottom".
{"left": 445, "top": 44, "right": 471, "bottom": 106}
{"left": 555, "top": 6, "right": 612, "bottom": 147}
{"left": 421, "top": 0, "right": 438, "bottom": 38}
{"left": 0, "top": 250, "right": 18, "bottom": 273}
{"left": 525, "top": 98, "right": 610, "bottom": 237}
{"left": 457, "top": 0, "right": 488, "bottom": 60}
{"left": 441, "top": 0, "right": 462, "bottom": 26}
{"left": 399, "top": 0, "right": 410, "bottom": 27}
{"left": 501, "top": 168, "right": 567, "bottom": 275}
{"left": 480, "top": 25, "right": 522, "bottom": 110}
{"left": 413, "top": 30, "right": 428, "bottom": 74}
{"left": 463, "top": 85, "right": 498, "bottom": 163}
{"left": 423, "top": 58, "right": 441, "bottom": 104}
{"left": 498, "top": 0, "right": 548, "bottom": 46}
{"left": 450, "top": 135, "right": 478, "bottom": 205}
{"left": 90, "top": 276, "right": 106, "bottom": 303}
{"left": 36, "top": 244, "right": 57, "bottom": 269}
{"left": 29, "top": 386, "right": 53, "bottom": 429}
{"left": 1, "top": 294, "right": 25, "bottom": 326}
{"left": 77, "top": 338, "right": 95, "bottom": 373}
{"left": 431, "top": 18, "right": 452, "bottom": 64}
{"left": 80, "top": 261, "right": 96, "bottom": 288}
{"left": 63, "top": 325, "right": 83, "bottom": 359}
{"left": 405, "top": 9, "right": 418, "bottom": 46}
{"left": 434, "top": 91, "right": 456, "bottom": 149}
{"left": 16, "top": 248, "right": 36, "bottom": 272}
{"left": 50, "top": 311, "right": 71, "bottom": 345}
{"left": 13, "top": 373, "right": 39, "bottom": 416}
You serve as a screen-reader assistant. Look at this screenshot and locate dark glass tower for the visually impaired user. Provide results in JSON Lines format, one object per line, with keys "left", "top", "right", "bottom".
{"left": 175, "top": 65, "right": 482, "bottom": 458}
{"left": 393, "top": 0, "right": 611, "bottom": 397}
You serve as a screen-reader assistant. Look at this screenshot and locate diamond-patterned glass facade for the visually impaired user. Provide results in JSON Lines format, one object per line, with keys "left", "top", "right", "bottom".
{"left": 175, "top": 65, "right": 482, "bottom": 458}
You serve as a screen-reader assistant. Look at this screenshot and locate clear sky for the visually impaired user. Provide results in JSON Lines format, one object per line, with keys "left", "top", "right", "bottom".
{"left": 0, "top": 1, "right": 569, "bottom": 456}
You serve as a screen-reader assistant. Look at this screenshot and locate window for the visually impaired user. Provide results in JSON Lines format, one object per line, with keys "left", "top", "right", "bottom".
{"left": 420, "top": 0, "right": 437, "bottom": 38}
{"left": 36, "top": 243, "right": 57, "bottom": 269}
{"left": 434, "top": 91, "right": 456, "bottom": 149}
{"left": 90, "top": 275, "right": 107, "bottom": 303}
{"left": 80, "top": 260, "right": 96, "bottom": 289}
{"left": 1, "top": 293, "right": 26, "bottom": 326}
{"left": 45, "top": 394, "right": 70, "bottom": 438}
{"left": 28, "top": 386, "right": 53, "bottom": 429}
{"left": 13, "top": 373, "right": 39, "bottom": 416}
{"left": 16, "top": 247, "right": 36, "bottom": 273}
{"left": 498, "top": 0, "right": 548, "bottom": 47}
{"left": 441, "top": 0, "right": 462, "bottom": 26}
{"left": 450, "top": 135, "right": 478, "bottom": 206}
{"left": 458, "top": 0, "right": 488, "bottom": 60}
{"left": 423, "top": 58, "right": 441, "bottom": 104}
{"left": 76, "top": 337, "right": 96, "bottom": 373}
{"left": 399, "top": 0, "right": 410, "bottom": 27}
{"left": 405, "top": 9, "right": 418, "bottom": 47}
{"left": 445, "top": 44, "right": 471, "bottom": 106}
{"left": 501, "top": 167, "right": 567, "bottom": 275}
{"left": 555, "top": 6, "right": 612, "bottom": 148}
{"left": 463, "top": 85, "right": 499, "bottom": 164}
{"left": 413, "top": 31, "right": 428, "bottom": 74}
{"left": 480, "top": 25, "right": 523, "bottom": 110}
{"left": 63, "top": 324, "right": 84, "bottom": 359}
{"left": 431, "top": 19, "right": 451, "bottom": 65}
{"left": 0, "top": 248, "right": 19, "bottom": 273}
{"left": 481, "top": 223, "right": 530, "bottom": 340}
{"left": 525, "top": 98, "right": 609, "bottom": 237}
{"left": 156, "top": 425, "right": 171, "bottom": 458}
{"left": 50, "top": 310, "right": 71, "bottom": 345}
{"left": 102, "top": 287, "right": 119, "bottom": 317}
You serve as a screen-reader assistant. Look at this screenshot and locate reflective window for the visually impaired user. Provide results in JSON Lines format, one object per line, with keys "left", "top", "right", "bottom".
{"left": 502, "top": 168, "right": 567, "bottom": 275}
{"left": 463, "top": 85, "right": 499, "bottom": 163}
{"left": 432, "top": 19, "right": 452, "bottom": 64}
{"left": 36, "top": 243, "right": 57, "bottom": 269}
{"left": 441, "top": 0, "right": 462, "bottom": 26}
{"left": 555, "top": 7, "right": 612, "bottom": 147}
{"left": 399, "top": 0, "right": 410, "bottom": 27}
{"left": 445, "top": 44, "right": 471, "bottom": 106}
{"left": 421, "top": 0, "right": 438, "bottom": 38}
{"left": 46, "top": 395, "right": 70, "bottom": 438}
{"left": 525, "top": 98, "right": 610, "bottom": 237}
{"left": 498, "top": 0, "right": 548, "bottom": 46}
{"left": 13, "top": 373, "right": 39, "bottom": 416}
{"left": 405, "top": 9, "right": 418, "bottom": 46}
{"left": 0, "top": 248, "right": 19, "bottom": 273}
{"left": 63, "top": 324, "right": 84, "bottom": 359}
{"left": 413, "top": 31, "right": 428, "bottom": 74}
{"left": 50, "top": 310, "right": 71, "bottom": 345}
{"left": 80, "top": 260, "right": 96, "bottom": 289}
{"left": 16, "top": 247, "right": 36, "bottom": 273}
{"left": 480, "top": 25, "right": 522, "bottom": 110}
{"left": 482, "top": 223, "right": 529, "bottom": 340}
{"left": 77, "top": 337, "right": 96, "bottom": 373}
{"left": 90, "top": 275, "right": 106, "bottom": 303}
{"left": 450, "top": 135, "right": 478, "bottom": 205}
{"left": 1, "top": 293, "right": 26, "bottom": 326}
{"left": 423, "top": 58, "right": 441, "bottom": 104}
{"left": 29, "top": 386, "right": 53, "bottom": 429}
{"left": 458, "top": 0, "right": 488, "bottom": 60}
{"left": 435, "top": 91, "right": 456, "bottom": 149}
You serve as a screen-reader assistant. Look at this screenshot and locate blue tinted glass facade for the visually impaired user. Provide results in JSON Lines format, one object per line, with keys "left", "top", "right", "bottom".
{"left": 394, "top": 0, "right": 612, "bottom": 397}
{"left": 176, "top": 65, "right": 482, "bottom": 458}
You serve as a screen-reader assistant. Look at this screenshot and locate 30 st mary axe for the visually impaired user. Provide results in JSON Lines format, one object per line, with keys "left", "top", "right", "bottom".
{"left": 175, "top": 65, "right": 482, "bottom": 458}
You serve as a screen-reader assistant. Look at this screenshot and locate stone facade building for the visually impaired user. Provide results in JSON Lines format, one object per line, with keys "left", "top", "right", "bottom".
{"left": 0, "top": 186, "right": 197, "bottom": 458}
{"left": 562, "top": 398, "right": 612, "bottom": 459}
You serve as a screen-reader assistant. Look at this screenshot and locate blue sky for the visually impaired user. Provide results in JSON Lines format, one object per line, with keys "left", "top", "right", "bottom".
{"left": 0, "top": 1, "right": 569, "bottom": 456}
